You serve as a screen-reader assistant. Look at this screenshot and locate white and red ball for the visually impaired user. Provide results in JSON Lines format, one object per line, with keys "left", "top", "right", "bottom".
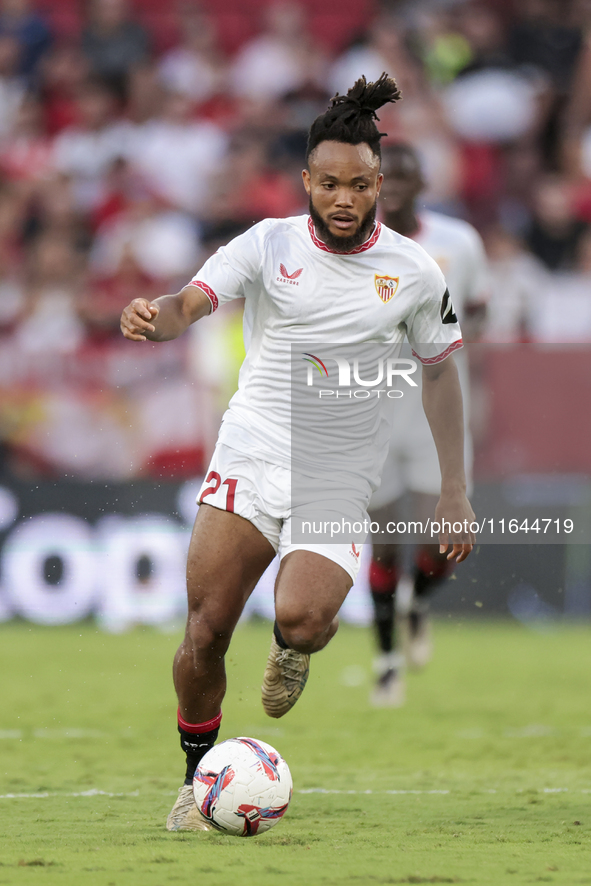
{"left": 193, "top": 737, "right": 292, "bottom": 836}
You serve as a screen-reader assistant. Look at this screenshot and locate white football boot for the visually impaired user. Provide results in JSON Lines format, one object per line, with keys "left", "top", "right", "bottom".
{"left": 370, "top": 652, "right": 406, "bottom": 708}
{"left": 400, "top": 607, "right": 433, "bottom": 670}
{"left": 261, "top": 636, "right": 310, "bottom": 718}
{"left": 166, "top": 784, "right": 212, "bottom": 831}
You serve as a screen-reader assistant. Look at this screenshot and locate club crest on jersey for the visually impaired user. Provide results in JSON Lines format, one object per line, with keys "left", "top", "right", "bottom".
{"left": 440, "top": 288, "right": 458, "bottom": 324}
{"left": 278, "top": 263, "right": 303, "bottom": 285}
{"left": 374, "top": 274, "right": 399, "bottom": 303}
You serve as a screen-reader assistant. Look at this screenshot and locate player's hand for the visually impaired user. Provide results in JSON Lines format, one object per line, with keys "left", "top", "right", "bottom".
{"left": 435, "top": 491, "right": 476, "bottom": 563}
{"left": 120, "top": 298, "right": 159, "bottom": 341}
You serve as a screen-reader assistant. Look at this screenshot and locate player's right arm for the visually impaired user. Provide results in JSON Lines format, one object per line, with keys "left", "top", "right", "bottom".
{"left": 120, "top": 285, "right": 212, "bottom": 342}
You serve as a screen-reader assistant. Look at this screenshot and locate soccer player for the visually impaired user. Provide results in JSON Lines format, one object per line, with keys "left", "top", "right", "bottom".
{"left": 368, "top": 143, "right": 488, "bottom": 707}
{"left": 120, "top": 76, "right": 475, "bottom": 832}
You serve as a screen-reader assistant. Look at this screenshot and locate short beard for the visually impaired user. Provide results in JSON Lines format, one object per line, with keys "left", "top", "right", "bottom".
{"left": 308, "top": 197, "right": 377, "bottom": 253}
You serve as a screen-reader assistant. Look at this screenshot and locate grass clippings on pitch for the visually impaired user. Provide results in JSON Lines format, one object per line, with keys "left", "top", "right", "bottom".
{"left": 0, "top": 618, "right": 590, "bottom": 886}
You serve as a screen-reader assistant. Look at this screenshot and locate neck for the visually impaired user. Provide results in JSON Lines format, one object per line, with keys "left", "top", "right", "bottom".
{"left": 384, "top": 208, "right": 419, "bottom": 238}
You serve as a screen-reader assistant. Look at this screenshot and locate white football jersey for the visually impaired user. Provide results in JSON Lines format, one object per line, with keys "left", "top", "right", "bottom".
{"left": 189, "top": 214, "right": 462, "bottom": 467}
{"left": 413, "top": 210, "right": 489, "bottom": 317}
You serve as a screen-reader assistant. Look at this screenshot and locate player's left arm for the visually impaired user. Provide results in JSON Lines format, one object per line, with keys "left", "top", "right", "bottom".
{"left": 421, "top": 354, "right": 475, "bottom": 562}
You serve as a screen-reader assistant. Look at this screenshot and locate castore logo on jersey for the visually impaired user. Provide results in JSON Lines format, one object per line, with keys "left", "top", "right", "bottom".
{"left": 277, "top": 264, "right": 303, "bottom": 285}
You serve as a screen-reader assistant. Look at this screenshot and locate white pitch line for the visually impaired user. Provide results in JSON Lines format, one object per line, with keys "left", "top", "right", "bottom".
{"left": 0, "top": 790, "right": 139, "bottom": 799}
{"left": 2, "top": 788, "right": 589, "bottom": 800}
{"left": 299, "top": 788, "right": 450, "bottom": 795}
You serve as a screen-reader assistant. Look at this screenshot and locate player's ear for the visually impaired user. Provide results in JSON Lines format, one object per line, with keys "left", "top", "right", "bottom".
{"left": 302, "top": 168, "right": 311, "bottom": 195}
{"left": 376, "top": 172, "right": 384, "bottom": 196}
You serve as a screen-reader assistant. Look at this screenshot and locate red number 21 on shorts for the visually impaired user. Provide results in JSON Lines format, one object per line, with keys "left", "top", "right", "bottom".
{"left": 199, "top": 471, "right": 238, "bottom": 513}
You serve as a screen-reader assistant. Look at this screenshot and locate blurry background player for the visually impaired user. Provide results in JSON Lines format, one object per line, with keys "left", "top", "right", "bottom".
{"left": 369, "top": 143, "right": 488, "bottom": 707}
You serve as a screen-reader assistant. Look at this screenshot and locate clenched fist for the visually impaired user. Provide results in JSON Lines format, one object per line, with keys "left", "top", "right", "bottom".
{"left": 120, "top": 298, "right": 160, "bottom": 341}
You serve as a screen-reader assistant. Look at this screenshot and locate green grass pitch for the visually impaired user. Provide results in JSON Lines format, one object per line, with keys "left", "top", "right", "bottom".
{"left": 1, "top": 618, "right": 590, "bottom": 885}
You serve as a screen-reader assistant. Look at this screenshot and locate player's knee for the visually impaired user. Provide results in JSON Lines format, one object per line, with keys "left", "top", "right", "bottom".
{"left": 186, "top": 607, "right": 234, "bottom": 659}
{"left": 276, "top": 612, "right": 337, "bottom": 654}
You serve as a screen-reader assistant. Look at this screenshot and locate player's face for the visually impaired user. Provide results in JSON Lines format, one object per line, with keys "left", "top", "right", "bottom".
{"left": 303, "top": 141, "right": 383, "bottom": 252}
{"left": 379, "top": 151, "right": 423, "bottom": 215}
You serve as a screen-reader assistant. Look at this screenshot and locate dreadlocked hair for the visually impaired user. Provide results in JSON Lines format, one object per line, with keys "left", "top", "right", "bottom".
{"left": 306, "top": 73, "right": 401, "bottom": 163}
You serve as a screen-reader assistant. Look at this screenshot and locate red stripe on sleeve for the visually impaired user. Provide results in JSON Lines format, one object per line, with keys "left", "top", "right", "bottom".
{"left": 411, "top": 338, "right": 463, "bottom": 365}
{"left": 189, "top": 280, "right": 219, "bottom": 312}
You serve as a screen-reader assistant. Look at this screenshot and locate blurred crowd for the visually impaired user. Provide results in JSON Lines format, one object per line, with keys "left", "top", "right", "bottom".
{"left": 1, "top": 0, "right": 591, "bottom": 479}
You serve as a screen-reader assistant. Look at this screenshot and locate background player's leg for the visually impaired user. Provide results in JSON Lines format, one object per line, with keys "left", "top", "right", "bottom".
{"left": 401, "top": 492, "right": 455, "bottom": 670}
{"left": 261, "top": 550, "right": 352, "bottom": 719}
{"left": 368, "top": 501, "right": 405, "bottom": 706}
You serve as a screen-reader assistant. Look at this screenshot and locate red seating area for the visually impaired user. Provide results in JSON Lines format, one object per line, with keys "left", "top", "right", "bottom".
{"left": 36, "top": 0, "right": 376, "bottom": 55}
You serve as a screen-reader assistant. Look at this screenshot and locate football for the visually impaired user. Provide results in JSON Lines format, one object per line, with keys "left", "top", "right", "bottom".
{"left": 192, "top": 737, "right": 293, "bottom": 836}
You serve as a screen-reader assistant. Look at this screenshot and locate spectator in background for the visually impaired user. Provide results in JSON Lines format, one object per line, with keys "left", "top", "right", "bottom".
{"left": 0, "top": 33, "right": 25, "bottom": 142}
{"left": 30, "top": 173, "right": 92, "bottom": 253}
{"left": 37, "top": 44, "right": 90, "bottom": 136}
{"left": 78, "top": 243, "right": 160, "bottom": 343}
{"left": 206, "top": 134, "right": 302, "bottom": 227}
{"left": 89, "top": 167, "right": 201, "bottom": 286}
{"left": 483, "top": 226, "right": 547, "bottom": 342}
{"left": 508, "top": 0, "right": 584, "bottom": 168}
{"left": 0, "top": 248, "right": 23, "bottom": 332}
{"left": 561, "top": 0, "right": 591, "bottom": 178}
{"left": 453, "top": 2, "right": 511, "bottom": 76}
{"left": 51, "top": 76, "right": 133, "bottom": 213}
{"left": 525, "top": 174, "right": 589, "bottom": 270}
{"left": 329, "top": 15, "right": 422, "bottom": 99}
{"left": 0, "top": 93, "right": 52, "bottom": 186}
{"left": 158, "top": 6, "right": 226, "bottom": 105}
{"left": 129, "top": 88, "right": 227, "bottom": 216}
{"left": 0, "top": 183, "right": 25, "bottom": 332}
{"left": 508, "top": 0, "right": 582, "bottom": 96}
{"left": 126, "top": 61, "right": 163, "bottom": 125}
{"left": 0, "top": 179, "right": 26, "bottom": 263}
{"left": 16, "top": 230, "right": 85, "bottom": 353}
{"left": 0, "top": 0, "right": 50, "bottom": 81}
{"left": 230, "top": 1, "right": 326, "bottom": 101}
{"left": 530, "top": 226, "right": 591, "bottom": 341}
{"left": 414, "top": 5, "right": 472, "bottom": 86}
{"left": 81, "top": 0, "right": 150, "bottom": 98}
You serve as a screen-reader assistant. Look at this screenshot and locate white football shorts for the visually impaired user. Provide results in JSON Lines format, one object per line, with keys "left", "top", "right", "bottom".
{"left": 197, "top": 442, "right": 363, "bottom": 583}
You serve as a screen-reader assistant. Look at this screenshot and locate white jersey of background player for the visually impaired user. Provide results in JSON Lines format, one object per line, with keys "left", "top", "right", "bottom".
{"left": 368, "top": 143, "right": 488, "bottom": 708}
{"left": 120, "top": 78, "right": 475, "bottom": 832}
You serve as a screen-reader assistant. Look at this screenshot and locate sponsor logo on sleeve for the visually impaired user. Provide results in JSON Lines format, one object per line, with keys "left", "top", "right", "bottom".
{"left": 440, "top": 288, "right": 458, "bottom": 324}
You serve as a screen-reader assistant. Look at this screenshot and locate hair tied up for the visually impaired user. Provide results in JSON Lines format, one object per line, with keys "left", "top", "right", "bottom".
{"left": 306, "top": 72, "right": 401, "bottom": 162}
{"left": 330, "top": 73, "right": 401, "bottom": 122}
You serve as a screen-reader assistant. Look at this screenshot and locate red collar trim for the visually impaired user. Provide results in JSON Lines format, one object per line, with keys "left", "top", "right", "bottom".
{"left": 307, "top": 216, "right": 382, "bottom": 255}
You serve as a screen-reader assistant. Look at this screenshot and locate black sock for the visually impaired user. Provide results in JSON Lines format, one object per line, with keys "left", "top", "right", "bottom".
{"left": 371, "top": 590, "right": 395, "bottom": 654}
{"left": 273, "top": 620, "right": 290, "bottom": 650}
{"left": 413, "top": 566, "right": 447, "bottom": 601}
{"left": 179, "top": 725, "right": 220, "bottom": 785}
